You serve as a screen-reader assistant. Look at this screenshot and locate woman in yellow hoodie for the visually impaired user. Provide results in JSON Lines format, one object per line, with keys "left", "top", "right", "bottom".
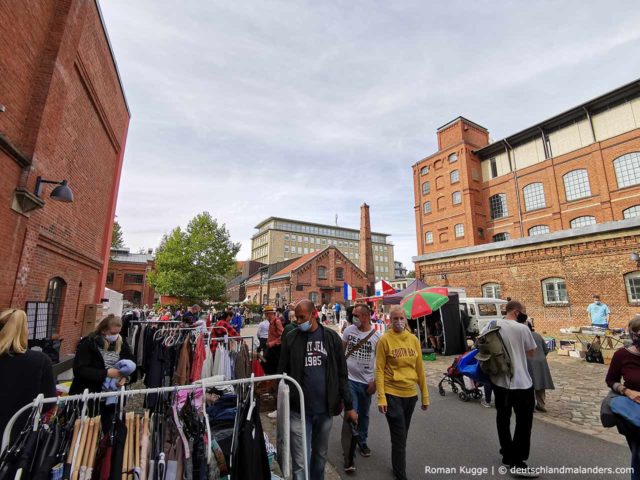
{"left": 375, "top": 305, "right": 429, "bottom": 480}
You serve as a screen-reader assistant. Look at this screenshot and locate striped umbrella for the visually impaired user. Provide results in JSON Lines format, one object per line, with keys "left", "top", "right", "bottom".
{"left": 400, "top": 289, "right": 449, "bottom": 319}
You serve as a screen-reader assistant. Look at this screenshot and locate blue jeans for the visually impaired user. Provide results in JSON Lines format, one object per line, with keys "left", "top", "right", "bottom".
{"left": 349, "top": 379, "right": 373, "bottom": 445}
{"left": 290, "top": 410, "right": 333, "bottom": 480}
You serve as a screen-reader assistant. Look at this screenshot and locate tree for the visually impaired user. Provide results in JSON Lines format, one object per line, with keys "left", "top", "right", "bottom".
{"left": 148, "top": 212, "right": 240, "bottom": 302}
{"left": 111, "top": 220, "right": 124, "bottom": 249}
{"left": 407, "top": 270, "right": 416, "bottom": 278}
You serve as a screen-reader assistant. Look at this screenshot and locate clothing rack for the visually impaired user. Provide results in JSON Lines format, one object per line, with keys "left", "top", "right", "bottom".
{"left": 2, "top": 374, "right": 308, "bottom": 480}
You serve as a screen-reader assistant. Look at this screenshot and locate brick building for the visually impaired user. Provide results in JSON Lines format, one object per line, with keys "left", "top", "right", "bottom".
{"left": 244, "top": 246, "right": 369, "bottom": 306}
{"left": 225, "top": 260, "right": 264, "bottom": 303}
{"left": 413, "top": 79, "right": 640, "bottom": 332}
{"left": 0, "top": 1, "right": 129, "bottom": 353}
{"left": 106, "top": 248, "right": 156, "bottom": 307}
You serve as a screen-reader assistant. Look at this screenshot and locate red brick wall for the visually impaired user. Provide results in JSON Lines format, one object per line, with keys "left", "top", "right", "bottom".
{"left": 107, "top": 260, "right": 156, "bottom": 307}
{"left": 0, "top": 1, "right": 129, "bottom": 354}
{"left": 417, "top": 231, "right": 640, "bottom": 334}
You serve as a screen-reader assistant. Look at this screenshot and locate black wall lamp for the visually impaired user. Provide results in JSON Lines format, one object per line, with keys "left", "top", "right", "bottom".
{"left": 12, "top": 176, "right": 74, "bottom": 215}
{"left": 34, "top": 176, "right": 74, "bottom": 202}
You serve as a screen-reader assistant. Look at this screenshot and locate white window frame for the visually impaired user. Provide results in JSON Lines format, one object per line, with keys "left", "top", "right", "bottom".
{"left": 450, "top": 170, "right": 460, "bottom": 183}
{"left": 423, "top": 201, "right": 432, "bottom": 214}
{"left": 522, "top": 182, "right": 546, "bottom": 211}
{"left": 624, "top": 271, "right": 640, "bottom": 304}
{"left": 454, "top": 223, "right": 464, "bottom": 238}
{"left": 448, "top": 152, "right": 458, "bottom": 163}
{"left": 542, "top": 278, "right": 569, "bottom": 305}
{"left": 489, "top": 193, "right": 508, "bottom": 219}
{"left": 563, "top": 169, "right": 591, "bottom": 201}
{"left": 452, "top": 191, "right": 462, "bottom": 205}
{"left": 570, "top": 216, "right": 596, "bottom": 228}
{"left": 422, "top": 181, "right": 430, "bottom": 195}
{"left": 425, "top": 231, "right": 433, "bottom": 244}
{"left": 528, "top": 225, "right": 550, "bottom": 236}
{"left": 482, "top": 283, "right": 501, "bottom": 299}
{"left": 420, "top": 166, "right": 429, "bottom": 176}
{"left": 613, "top": 152, "right": 640, "bottom": 188}
{"left": 623, "top": 205, "right": 640, "bottom": 219}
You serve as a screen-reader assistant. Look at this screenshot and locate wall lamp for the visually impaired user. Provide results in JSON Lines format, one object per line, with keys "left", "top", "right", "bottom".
{"left": 34, "top": 177, "right": 74, "bottom": 202}
{"left": 631, "top": 252, "right": 640, "bottom": 267}
{"left": 12, "top": 176, "right": 74, "bottom": 215}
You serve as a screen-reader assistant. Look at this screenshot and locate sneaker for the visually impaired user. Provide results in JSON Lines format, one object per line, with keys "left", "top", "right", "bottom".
{"left": 481, "top": 400, "right": 492, "bottom": 408}
{"left": 344, "top": 461, "right": 356, "bottom": 474}
{"left": 267, "top": 410, "right": 277, "bottom": 418}
{"left": 359, "top": 443, "right": 371, "bottom": 457}
{"left": 509, "top": 462, "right": 539, "bottom": 478}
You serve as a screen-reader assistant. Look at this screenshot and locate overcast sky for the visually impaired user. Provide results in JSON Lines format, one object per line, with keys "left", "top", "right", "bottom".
{"left": 100, "top": 0, "right": 640, "bottom": 269}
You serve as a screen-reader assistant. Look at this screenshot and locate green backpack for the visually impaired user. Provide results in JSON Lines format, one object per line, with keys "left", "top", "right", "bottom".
{"left": 475, "top": 325, "right": 513, "bottom": 378}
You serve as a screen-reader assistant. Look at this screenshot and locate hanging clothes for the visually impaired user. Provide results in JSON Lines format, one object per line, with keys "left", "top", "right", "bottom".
{"left": 230, "top": 392, "right": 270, "bottom": 479}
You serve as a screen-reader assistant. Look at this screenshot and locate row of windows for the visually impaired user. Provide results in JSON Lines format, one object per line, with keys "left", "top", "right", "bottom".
{"left": 482, "top": 272, "right": 640, "bottom": 305}
{"left": 425, "top": 224, "right": 465, "bottom": 244}
{"left": 419, "top": 152, "right": 459, "bottom": 176}
{"left": 423, "top": 191, "right": 462, "bottom": 214}
{"left": 421, "top": 169, "right": 460, "bottom": 195}
{"left": 489, "top": 153, "right": 640, "bottom": 219}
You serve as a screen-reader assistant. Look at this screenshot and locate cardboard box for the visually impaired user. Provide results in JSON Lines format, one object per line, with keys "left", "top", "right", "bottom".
{"left": 557, "top": 349, "right": 570, "bottom": 356}
{"left": 81, "top": 304, "right": 103, "bottom": 337}
{"left": 559, "top": 340, "right": 576, "bottom": 351}
{"left": 569, "top": 350, "right": 586, "bottom": 359}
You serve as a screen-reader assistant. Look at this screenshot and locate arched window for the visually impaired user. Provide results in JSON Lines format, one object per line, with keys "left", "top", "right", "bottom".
{"left": 420, "top": 165, "right": 429, "bottom": 176}
{"left": 522, "top": 182, "right": 546, "bottom": 211}
{"left": 425, "top": 231, "right": 433, "bottom": 244}
{"left": 454, "top": 223, "right": 464, "bottom": 238}
{"left": 448, "top": 152, "right": 458, "bottom": 163}
{"left": 613, "top": 152, "right": 640, "bottom": 188}
{"left": 563, "top": 169, "right": 591, "bottom": 201}
{"left": 450, "top": 169, "right": 460, "bottom": 183}
{"left": 623, "top": 205, "right": 640, "bottom": 219}
{"left": 423, "top": 201, "right": 431, "bottom": 214}
{"left": 422, "top": 181, "right": 430, "bottom": 195}
{"left": 437, "top": 196, "right": 446, "bottom": 210}
{"left": 624, "top": 271, "right": 640, "bottom": 304}
{"left": 452, "top": 191, "right": 461, "bottom": 205}
{"left": 492, "top": 232, "right": 510, "bottom": 242}
{"left": 570, "top": 216, "right": 596, "bottom": 228}
{"left": 528, "top": 225, "right": 550, "bottom": 236}
{"left": 439, "top": 232, "right": 448, "bottom": 243}
{"left": 434, "top": 160, "right": 443, "bottom": 170}
{"left": 489, "top": 193, "right": 508, "bottom": 219}
{"left": 435, "top": 176, "right": 444, "bottom": 190}
{"left": 482, "top": 283, "right": 501, "bottom": 299}
{"left": 335, "top": 267, "right": 344, "bottom": 281}
{"left": 542, "top": 278, "right": 568, "bottom": 304}
{"left": 46, "top": 277, "right": 66, "bottom": 336}
{"left": 317, "top": 266, "right": 327, "bottom": 280}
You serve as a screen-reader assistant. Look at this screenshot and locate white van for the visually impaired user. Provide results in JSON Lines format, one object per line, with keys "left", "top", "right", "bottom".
{"left": 459, "top": 297, "right": 507, "bottom": 336}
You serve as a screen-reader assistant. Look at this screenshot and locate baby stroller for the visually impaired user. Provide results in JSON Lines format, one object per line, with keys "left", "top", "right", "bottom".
{"left": 437, "top": 351, "right": 484, "bottom": 402}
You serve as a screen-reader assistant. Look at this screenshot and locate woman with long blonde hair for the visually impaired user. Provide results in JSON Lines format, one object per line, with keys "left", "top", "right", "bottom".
{"left": 0, "top": 308, "right": 56, "bottom": 439}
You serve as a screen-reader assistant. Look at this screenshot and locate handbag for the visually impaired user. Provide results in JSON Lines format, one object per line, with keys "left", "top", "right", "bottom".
{"left": 600, "top": 390, "right": 621, "bottom": 428}
{"left": 610, "top": 395, "right": 640, "bottom": 428}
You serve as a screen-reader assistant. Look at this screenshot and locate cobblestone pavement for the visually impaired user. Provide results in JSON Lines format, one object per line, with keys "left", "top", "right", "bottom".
{"left": 423, "top": 351, "right": 627, "bottom": 446}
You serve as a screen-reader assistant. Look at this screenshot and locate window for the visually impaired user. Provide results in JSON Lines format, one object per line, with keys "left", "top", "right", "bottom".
{"left": 304, "top": 247, "right": 309, "bottom": 254}
{"left": 422, "top": 181, "right": 430, "bottom": 195}
{"left": 492, "top": 232, "right": 510, "bottom": 242}
{"left": 309, "top": 292, "right": 318, "bottom": 303}
{"left": 614, "top": 152, "right": 640, "bottom": 188}
{"left": 425, "top": 231, "right": 433, "bottom": 244}
{"left": 570, "top": 216, "right": 596, "bottom": 228}
{"left": 452, "top": 191, "right": 461, "bottom": 205}
{"left": 623, "top": 205, "right": 640, "bottom": 219}
{"left": 284, "top": 246, "right": 289, "bottom": 253}
{"left": 454, "top": 224, "right": 464, "bottom": 238}
{"left": 528, "top": 225, "right": 550, "bottom": 236}
{"left": 490, "top": 158, "right": 498, "bottom": 178}
{"left": 523, "top": 182, "right": 546, "bottom": 211}
{"left": 336, "top": 268, "right": 344, "bottom": 281}
{"left": 46, "top": 277, "right": 66, "bottom": 335}
{"left": 448, "top": 152, "right": 458, "bottom": 163}
{"left": 542, "top": 278, "right": 568, "bottom": 304}
{"left": 482, "top": 283, "right": 501, "bottom": 299}
{"left": 450, "top": 170, "right": 459, "bottom": 183}
{"left": 284, "top": 234, "right": 289, "bottom": 241}
{"left": 489, "top": 193, "right": 508, "bottom": 219}
{"left": 478, "top": 303, "right": 498, "bottom": 316}
{"left": 624, "top": 272, "right": 640, "bottom": 304}
{"left": 423, "top": 201, "right": 432, "bottom": 214}
{"left": 420, "top": 166, "right": 429, "bottom": 176}
{"left": 124, "top": 274, "right": 144, "bottom": 284}
{"left": 317, "top": 266, "right": 327, "bottom": 280}
{"left": 563, "top": 169, "right": 591, "bottom": 201}
{"left": 106, "top": 272, "right": 114, "bottom": 283}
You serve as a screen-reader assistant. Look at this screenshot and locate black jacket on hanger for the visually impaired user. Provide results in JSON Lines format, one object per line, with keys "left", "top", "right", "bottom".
{"left": 69, "top": 334, "right": 135, "bottom": 395}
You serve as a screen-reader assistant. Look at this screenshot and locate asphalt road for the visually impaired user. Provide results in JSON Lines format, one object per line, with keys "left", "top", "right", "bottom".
{"left": 326, "top": 390, "right": 632, "bottom": 480}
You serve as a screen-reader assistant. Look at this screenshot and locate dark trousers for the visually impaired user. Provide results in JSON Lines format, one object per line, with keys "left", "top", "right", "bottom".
{"left": 493, "top": 386, "right": 535, "bottom": 465}
{"left": 257, "top": 337, "right": 267, "bottom": 354}
{"left": 625, "top": 433, "right": 640, "bottom": 480}
{"left": 384, "top": 394, "right": 417, "bottom": 480}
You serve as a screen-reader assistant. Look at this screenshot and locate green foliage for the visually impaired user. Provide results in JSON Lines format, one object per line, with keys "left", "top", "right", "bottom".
{"left": 407, "top": 270, "right": 416, "bottom": 278}
{"left": 148, "top": 212, "right": 241, "bottom": 303}
{"left": 111, "top": 220, "right": 124, "bottom": 249}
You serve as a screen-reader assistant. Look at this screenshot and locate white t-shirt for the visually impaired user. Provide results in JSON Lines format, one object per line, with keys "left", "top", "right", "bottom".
{"left": 489, "top": 319, "right": 537, "bottom": 390}
{"left": 257, "top": 319, "right": 270, "bottom": 339}
{"left": 342, "top": 325, "right": 381, "bottom": 384}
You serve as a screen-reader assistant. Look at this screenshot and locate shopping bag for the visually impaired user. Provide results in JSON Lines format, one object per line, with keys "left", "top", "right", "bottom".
{"left": 341, "top": 419, "right": 359, "bottom": 466}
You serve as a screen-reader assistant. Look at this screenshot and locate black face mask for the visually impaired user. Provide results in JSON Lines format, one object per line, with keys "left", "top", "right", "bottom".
{"left": 517, "top": 312, "right": 528, "bottom": 323}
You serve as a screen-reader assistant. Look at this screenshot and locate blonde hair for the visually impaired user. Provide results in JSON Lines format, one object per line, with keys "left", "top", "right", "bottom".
{"left": 0, "top": 309, "right": 29, "bottom": 355}
{"left": 94, "top": 314, "right": 123, "bottom": 352}
{"left": 388, "top": 305, "right": 406, "bottom": 318}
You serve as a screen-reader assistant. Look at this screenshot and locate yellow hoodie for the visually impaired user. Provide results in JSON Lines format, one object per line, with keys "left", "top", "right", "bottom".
{"left": 375, "top": 328, "right": 429, "bottom": 407}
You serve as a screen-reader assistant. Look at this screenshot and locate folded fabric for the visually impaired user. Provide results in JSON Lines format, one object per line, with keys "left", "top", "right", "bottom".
{"left": 102, "top": 359, "right": 137, "bottom": 405}
{"left": 611, "top": 395, "right": 640, "bottom": 428}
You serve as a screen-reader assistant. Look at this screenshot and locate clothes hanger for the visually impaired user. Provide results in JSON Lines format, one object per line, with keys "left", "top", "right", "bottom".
{"left": 200, "top": 383, "right": 213, "bottom": 465}
{"left": 246, "top": 373, "right": 256, "bottom": 420}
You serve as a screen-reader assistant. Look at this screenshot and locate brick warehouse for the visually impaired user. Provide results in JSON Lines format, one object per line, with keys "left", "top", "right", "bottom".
{"left": 413, "top": 79, "right": 640, "bottom": 332}
{"left": 106, "top": 248, "right": 156, "bottom": 308}
{"left": 0, "top": 1, "right": 129, "bottom": 353}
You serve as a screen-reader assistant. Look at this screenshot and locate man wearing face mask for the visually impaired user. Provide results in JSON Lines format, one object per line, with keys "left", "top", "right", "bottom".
{"left": 341, "top": 303, "right": 381, "bottom": 468}
{"left": 278, "top": 299, "right": 356, "bottom": 480}
{"left": 587, "top": 294, "right": 610, "bottom": 330}
{"left": 487, "top": 300, "right": 539, "bottom": 478}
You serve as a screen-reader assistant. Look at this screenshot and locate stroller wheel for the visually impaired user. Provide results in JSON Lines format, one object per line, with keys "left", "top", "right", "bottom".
{"left": 458, "top": 391, "right": 469, "bottom": 402}
{"left": 472, "top": 390, "right": 483, "bottom": 400}
{"left": 438, "top": 385, "right": 445, "bottom": 396}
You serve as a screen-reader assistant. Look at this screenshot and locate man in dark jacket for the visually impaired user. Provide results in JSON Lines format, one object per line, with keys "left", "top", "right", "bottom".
{"left": 278, "top": 300, "right": 357, "bottom": 480}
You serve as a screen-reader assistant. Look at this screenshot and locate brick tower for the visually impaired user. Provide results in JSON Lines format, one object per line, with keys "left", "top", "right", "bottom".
{"left": 359, "top": 203, "right": 376, "bottom": 296}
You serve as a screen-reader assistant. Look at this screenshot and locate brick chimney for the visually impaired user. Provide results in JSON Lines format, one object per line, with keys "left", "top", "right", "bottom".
{"left": 359, "top": 203, "right": 375, "bottom": 296}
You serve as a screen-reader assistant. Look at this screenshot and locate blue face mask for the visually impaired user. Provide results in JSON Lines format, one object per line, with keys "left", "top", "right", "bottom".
{"left": 105, "top": 334, "right": 119, "bottom": 343}
{"left": 298, "top": 319, "right": 312, "bottom": 332}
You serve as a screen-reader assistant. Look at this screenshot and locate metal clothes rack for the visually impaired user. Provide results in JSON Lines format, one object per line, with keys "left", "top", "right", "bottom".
{"left": 2, "top": 374, "right": 308, "bottom": 480}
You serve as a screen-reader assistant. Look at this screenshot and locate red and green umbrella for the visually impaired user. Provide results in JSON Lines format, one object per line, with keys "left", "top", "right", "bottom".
{"left": 400, "top": 289, "right": 449, "bottom": 319}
